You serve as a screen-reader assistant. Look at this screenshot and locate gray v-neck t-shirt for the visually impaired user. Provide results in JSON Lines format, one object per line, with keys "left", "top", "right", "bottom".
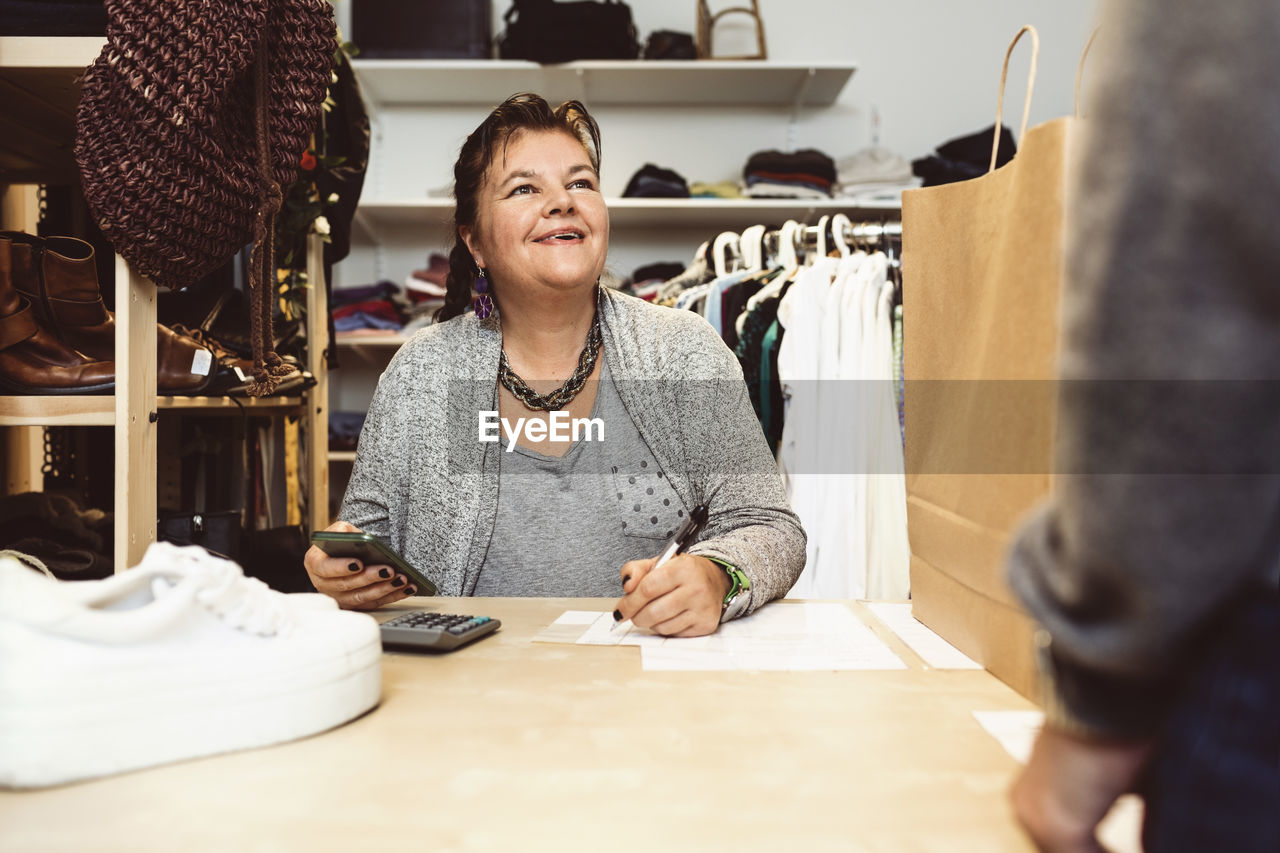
{"left": 473, "top": 360, "right": 691, "bottom": 597}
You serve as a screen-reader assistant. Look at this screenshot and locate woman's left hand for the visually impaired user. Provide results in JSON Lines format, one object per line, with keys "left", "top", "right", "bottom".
{"left": 614, "top": 554, "right": 731, "bottom": 637}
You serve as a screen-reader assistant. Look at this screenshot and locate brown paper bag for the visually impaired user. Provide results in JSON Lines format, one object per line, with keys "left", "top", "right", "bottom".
{"left": 901, "top": 25, "right": 1088, "bottom": 699}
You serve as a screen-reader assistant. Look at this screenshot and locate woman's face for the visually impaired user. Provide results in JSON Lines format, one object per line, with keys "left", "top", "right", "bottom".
{"left": 461, "top": 129, "right": 609, "bottom": 302}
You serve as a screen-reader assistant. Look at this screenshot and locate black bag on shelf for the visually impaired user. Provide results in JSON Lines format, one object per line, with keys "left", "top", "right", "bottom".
{"left": 158, "top": 510, "right": 244, "bottom": 562}
{"left": 644, "top": 30, "right": 697, "bottom": 60}
{"left": 352, "top": 0, "right": 490, "bottom": 59}
{"left": 0, "top": 1, "right": 106, "bottom": 36}
{"left": 498, "top": 0, "right": 640, "bottom": 63}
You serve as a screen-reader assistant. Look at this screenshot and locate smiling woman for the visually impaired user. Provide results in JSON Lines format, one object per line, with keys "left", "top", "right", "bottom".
{"left": 305, "top": 94, "right": 806, "bottom": 638}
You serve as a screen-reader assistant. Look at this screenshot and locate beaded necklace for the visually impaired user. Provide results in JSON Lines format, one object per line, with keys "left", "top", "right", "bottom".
{"left": 498, "top": 298, "right": 602, "bottom": 411}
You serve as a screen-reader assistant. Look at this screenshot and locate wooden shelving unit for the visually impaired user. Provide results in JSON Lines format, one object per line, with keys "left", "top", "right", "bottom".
{"left": 1, "top": 36, "right": 330, "bottom": 569}
{"left": 0, "top": 396, "right": 115, "bottom": 427}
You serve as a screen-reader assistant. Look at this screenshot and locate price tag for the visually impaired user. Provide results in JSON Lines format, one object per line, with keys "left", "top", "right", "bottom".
{"left": 190, "top": 348, "right": 213, "bottom": 376}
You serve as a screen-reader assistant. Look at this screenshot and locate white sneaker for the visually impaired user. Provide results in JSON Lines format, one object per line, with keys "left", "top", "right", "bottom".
{"left": 0, "top": 543, "right": 382, "bottom": 789}
{"left": 57, "top": 542, "right": 339, "bottom": 611}
{"left": 140, "top": 541, "right": 339, "bottom": 610}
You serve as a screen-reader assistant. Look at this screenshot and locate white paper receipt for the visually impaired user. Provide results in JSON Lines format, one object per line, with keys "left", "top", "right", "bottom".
{"left": 572, "top": 603, "right": 906, "bottom": 671}
{"left": 551, "top": 611, "right": 605, "bottom": 626}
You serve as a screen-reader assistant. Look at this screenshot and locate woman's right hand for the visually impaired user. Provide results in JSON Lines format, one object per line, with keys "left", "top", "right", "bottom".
{"left": 303, "top": 520, "right": 418, "bottom": 610}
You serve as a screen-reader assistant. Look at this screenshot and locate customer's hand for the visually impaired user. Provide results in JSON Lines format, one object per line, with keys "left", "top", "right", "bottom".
{"left": 303, "top": 520, "right": 417, "bottom": 610}
{"left": 613, "top": 554, "right": 731, "bottom": 637}
{"left": 1010, "top": 725, "right": 1154, "bottom": 853}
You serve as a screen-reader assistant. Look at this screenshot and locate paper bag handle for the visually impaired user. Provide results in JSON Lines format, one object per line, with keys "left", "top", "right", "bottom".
{"left": 990, "top": 24, "right": 1040, "bottom": 173}
{"left": 1074, "top": 27, "right": 1101, "bottom": 118}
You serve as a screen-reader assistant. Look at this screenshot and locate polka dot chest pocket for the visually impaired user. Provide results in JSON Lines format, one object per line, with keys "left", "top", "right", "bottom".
{"left": 611, "top": 459, "right": 686, "bottom": 540}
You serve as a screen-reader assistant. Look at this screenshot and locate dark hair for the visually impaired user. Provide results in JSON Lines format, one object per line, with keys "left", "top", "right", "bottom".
{"left": 435, "top": 93, "right": 603, "bottom": 323}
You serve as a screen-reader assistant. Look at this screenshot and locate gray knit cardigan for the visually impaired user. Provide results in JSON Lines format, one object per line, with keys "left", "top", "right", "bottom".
{"left": 339, "top": 287, "right": 806, "bottom": 614}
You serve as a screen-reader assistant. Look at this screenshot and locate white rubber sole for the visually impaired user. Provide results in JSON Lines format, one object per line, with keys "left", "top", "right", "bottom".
{"left": 0, "top": 638, "right": 381, "bottom": 789}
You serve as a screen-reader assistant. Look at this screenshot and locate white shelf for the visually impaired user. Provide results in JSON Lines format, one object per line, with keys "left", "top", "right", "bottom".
{"left": 350, "top": 59, "right": 856, "bottom": 108}
{"left": 334, "top": 333, "right": 410, "bottom": 348}
{"left": 354, "top": 197, "right": 900, "bottom": 241}
{"left": 605, "top": 197, "right": 901, "bottom": 227}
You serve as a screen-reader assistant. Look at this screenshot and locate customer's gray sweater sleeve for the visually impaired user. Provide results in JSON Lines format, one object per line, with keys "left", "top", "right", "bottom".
{"left": 1007, "top": 0, "right": 1280, "bottom": 737}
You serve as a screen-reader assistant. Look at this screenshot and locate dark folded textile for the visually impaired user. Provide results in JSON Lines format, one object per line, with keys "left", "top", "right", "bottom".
{"left": 0, "top": 492, "right": 109, "bottom": 553}
{"left": 330, "top": 280, "right": 400, "bottom": 306}
{"left": 746, "top": 169, "right": 835, "bottom": 190}
{"left": 623, "top": 164, "right": 690, "bottom": 198}
{"left": 631, "top": 261, "right": 686, "bottom": 284}
{"left": 912, "top": 124, "right": 1018, "bottom": 187}
{"left": 330, "top": 411, "right": 368, "bottom": 452}
{"left": 333, "top": 312, "right": 403, "bottom": 332}
{"left": 743, "top": 148, "right": 837, "bottom": 184}
{"left": 332, "top": 299, "right": 402, "bottom": 323}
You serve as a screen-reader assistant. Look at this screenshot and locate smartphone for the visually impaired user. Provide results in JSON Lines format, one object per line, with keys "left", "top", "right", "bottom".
{"left": 310, "top": 531, "right": 439, "bottom": 597}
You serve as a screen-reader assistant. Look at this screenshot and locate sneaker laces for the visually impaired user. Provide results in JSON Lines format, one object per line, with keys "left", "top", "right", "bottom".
{"left": 153, "top": 547, "right": 293, "bottom": 637}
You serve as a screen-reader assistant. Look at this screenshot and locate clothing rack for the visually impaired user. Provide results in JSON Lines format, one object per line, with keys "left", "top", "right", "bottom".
{"left": 756, "top": 218, "right": 903, "bottom": 260}
{"left": 797, "top": 219, "right": 903, "bottom": 253}
{"left": 845, "top": 220, "right": 902, "bottom": 244}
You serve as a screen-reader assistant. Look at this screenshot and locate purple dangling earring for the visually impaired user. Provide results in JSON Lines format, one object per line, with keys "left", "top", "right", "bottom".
{"left": 472, "top": 266, "right": 494, "bottom": 319}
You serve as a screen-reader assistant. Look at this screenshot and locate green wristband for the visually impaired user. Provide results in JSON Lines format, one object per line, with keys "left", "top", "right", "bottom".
{"left": 705, "top": 557, "right": 750, "bottom": 607}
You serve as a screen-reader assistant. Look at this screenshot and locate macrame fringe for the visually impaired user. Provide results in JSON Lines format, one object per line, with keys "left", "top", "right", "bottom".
{"left": 244, "top": 24, "right": 300, "bottom": 399}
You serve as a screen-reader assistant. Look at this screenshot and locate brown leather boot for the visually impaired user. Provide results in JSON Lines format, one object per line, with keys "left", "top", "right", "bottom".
{"left": 0, "top": 234, "right": 115, "bottom": 395}
{"left": 4, "top": 232, "right": 216, "bottom": 395}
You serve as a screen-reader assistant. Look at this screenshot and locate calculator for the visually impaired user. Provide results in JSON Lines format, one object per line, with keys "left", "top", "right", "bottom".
{"left": 378, "top": 611, "right": 501, "bottom": 652}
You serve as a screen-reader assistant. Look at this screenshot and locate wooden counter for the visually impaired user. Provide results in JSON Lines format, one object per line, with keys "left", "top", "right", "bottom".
{"left": 0, "top": 598, "right": 1036, "bottom": 852}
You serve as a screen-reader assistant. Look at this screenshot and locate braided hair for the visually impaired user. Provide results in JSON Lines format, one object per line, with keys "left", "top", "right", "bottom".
{"left": 435, "top": 93, "right": 603, "bottom": 323}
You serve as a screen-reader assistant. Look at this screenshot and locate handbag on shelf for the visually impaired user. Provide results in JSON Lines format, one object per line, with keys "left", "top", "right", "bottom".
{"left": 0, "top": 1, "right": 106, "bottom": 36}
{"left": 157, "top": 510, "right": 244, "bottom": 562}
{"left": 497, "top": 0, "right": 640, "bottom": 63}
{"left": 644, "top": 30, "right": 697, "bottom": 60}
{"left": 352, "top": 0, "right": 490, "bottom": 59}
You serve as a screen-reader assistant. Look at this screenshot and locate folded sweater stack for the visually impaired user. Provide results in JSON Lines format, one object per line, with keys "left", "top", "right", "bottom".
{"left": 743, "top": 149, "right": 837, "bottom": 199}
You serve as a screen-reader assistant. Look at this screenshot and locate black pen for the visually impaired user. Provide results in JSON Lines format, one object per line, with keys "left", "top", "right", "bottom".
{"left": 651, "top": 502, "right": 709, "bottom": 572}
{"left": 613, "top": 503, "right": 709, "bottom": 628}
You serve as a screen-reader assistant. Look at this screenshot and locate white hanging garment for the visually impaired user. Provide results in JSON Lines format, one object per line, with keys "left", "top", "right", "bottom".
{"left": 856, "top": 254, "right": 888, "bottom": 588}
{"left": 792, "top": 251, "right": 876, "bottom": 599}
{"left": 838, "top": 252, "right": 885, "bottom": 598}
{"left": 865, "top": 273, "right": 910, "bottom": 599}
{"left": 776, "top": 255, "right": 840, "bottom": 596}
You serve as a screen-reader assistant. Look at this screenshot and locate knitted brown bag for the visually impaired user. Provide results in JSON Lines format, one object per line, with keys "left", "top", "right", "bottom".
{"left": 75, "top": 0, "right": 336, "bottom": 395}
